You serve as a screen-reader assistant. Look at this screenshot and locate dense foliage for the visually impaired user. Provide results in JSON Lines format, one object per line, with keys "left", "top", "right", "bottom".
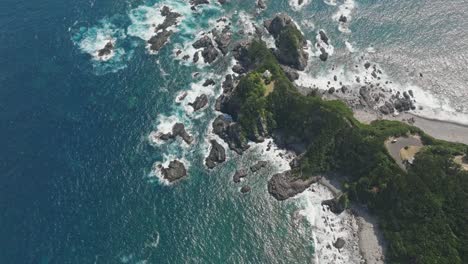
{"left": 235, "top": 40, "right": 468, "bottom": 263}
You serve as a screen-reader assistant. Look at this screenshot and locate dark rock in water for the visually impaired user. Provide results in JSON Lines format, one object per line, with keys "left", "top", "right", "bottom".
{"left": 371, "top": 71, "right": 378, "bottom": 78}
{"left": 328, "top": 87, "right": 335, "bottom": 94}
{"left": 341, "top": 85, "right": 348, "bottom": 93}
{"left": 201, "top": 46, "right": 219, "bottom": 64}
{"left": 233, "top": 169, "right": 248, "bottom": 183}
{"left": 364, "top": 62, "right": 371, "bottom": 69}
{"left": 379, "top": 101, "right": 395, "bottom": 115}
{"left": 298, "top": 0, "right": 304, "bottom": 5}
{"left": 319, "top": 30, "right": 329, "bottom": 45}
{"left": 250, "top": 161, "right": 267, "bottom": 172}
{"left": 268, "top": 170, "right": 321, "bottom": 201}
{"left": 97, "top": 41, "right": 114, "bottom": 57}
{"left": 240, "top": 185, "right": 251, "bottom": 193}
{"left": 333, "top": 75, "right": 338, "bottom": 82}
{"left": 177, "top": 92, "right": 188, "bottom": 102}
{"left": 182, "top": 55, "right": 190, "bottom": 60}
{"left": 319, "top": 48, "right": 329, "bottom": 62}
{"left": 189, "top": 94, "right": 208, "bottom": 111}
{"left": 280, "top": 65, "right": 299, "bottom": 81}
{"left": 419, "top": 73, "right": 423, "bottom": 77}
{"left": 212, "top": 115, "right": 250, "bottom": 154}
{"left": 158, "top": 132, "right": 172, "bottom": 141}
{"left": 193, "top": 51, "right": 199, "bottom": 63}
{"left": 148, "top": 30, "right": 173, "bottom": 51}
{"left": 205, "top": 140, "right": 226, "bottom": 169}
{"left": 408, "top": 89, "right": 414, "bottom": 97}
{"left": 257, "top": 0, "right": 266, "bottom": 9}
{"left": 203, "top": 79, "right": 215, "bottom": 86}
{"left": 193, "top": 36, "right": 213, "bottom": 49}
{"left": 232, "top": 64, "right": 245, "bottom": 74}
{"left": 338, "top": 15, "right": 347, "bottom": 23}
{"left": 333, "top": 238, "right": 346, "bottom": 249}
{"left": 159, "top": 160, "right": 187, "bottom": 182}
{"left": 172, "top": 123, "right": 194, "bottom": 144}
{"left": 322, "top": 195, "right": 346, "bottom": 214}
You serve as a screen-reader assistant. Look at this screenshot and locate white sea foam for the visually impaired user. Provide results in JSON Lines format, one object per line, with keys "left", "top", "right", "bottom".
{"left": 314, "top": 30, "right": 334, "bottom": 58}
{"left": 295, "top": 185, "right": 362, "bottom": 264}
{"left": 250, "top": 138, "right": 295, "bottom": 173}
{"left": 332, "top": 0, "right": 356, "bottom": 33}
{"left": 345, "top": 41, "right": 356, "bottom": 53}
{"left": 289, "top": 0, "right": 310, "bottom": 11}
{"left": 324, "top": 0, "right": 337, "bottom": 6}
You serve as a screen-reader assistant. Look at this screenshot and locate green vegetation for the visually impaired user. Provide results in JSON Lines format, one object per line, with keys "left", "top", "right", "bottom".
{"left": 276, "top": 24, "right": 305, "bottom": 65}
{"left": 235, "top": 40, "right": 468, "bottom": 263}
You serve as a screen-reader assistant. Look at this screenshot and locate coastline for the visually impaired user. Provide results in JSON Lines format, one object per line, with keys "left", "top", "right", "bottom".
{"left": 317, "top": 176, "right": 386, "bottom": 264}
{"left": 354, "top": 109, "right": 468, "bottom": 145}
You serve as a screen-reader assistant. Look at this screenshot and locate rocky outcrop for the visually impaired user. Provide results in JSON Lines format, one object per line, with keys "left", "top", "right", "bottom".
{"left": 250, "top": 161, "right": 267, "bottom": 172}
{"left": 212, "top": 26, "right": 232, "bottom": 55}
{"left": 172, "top": 123, "right": 194, "bottom": 144}
{"left": 157, "top": 123, "right": 193, "bottom": 144}
{"left": 264, "top": 14, "right": 308, "bottom": 70}
{"left": 97, "top": 41, "right": 113, "bottom": 57}
{"left": 233, "top": 169, "right": 248, "bottom": 183}
{"left": 212, "top": 115, "right": 250, "bottom": 154}
{"left": 190, "top": 0, "right": 209, "bottom": 9}
{"left": 147, "top": 7, "right": 181, "bottom": 52}
{"left": 148, "top": 30, "right": 173, "bottom": 52}
{"left": 257, "top": 0, "right": 266, "bottom": 9}
{"left": 192, "top": 35, "right": 219, "bottom": 64}
{"left": 189, "top": 94, "right": 208, "bottom": 111}
{"left": 159, "top": 160, "right": 187, "bottom": 182}
{"left": 205, "top": 140, "right": 226, "bottom": 169}
{"left": 268, "top": 170, "right": 321, "bottom": 200}
{"left": 203, "top": 79, "right": 215, "bottom": 86}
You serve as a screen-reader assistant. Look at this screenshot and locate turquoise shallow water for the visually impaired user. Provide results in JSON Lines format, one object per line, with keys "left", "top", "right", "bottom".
{"left": 2, "top": 0, "right": 468, "bottom": 263}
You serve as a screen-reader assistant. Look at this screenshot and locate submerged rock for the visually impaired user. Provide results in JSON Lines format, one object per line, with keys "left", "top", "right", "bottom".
{"left": 159, "top": 160, "right": 187, "bottom": 182}
{"left": 233, "top": 169, "right": 248, "bottom": 183}
{"left": 205, "top": 140, "right": 226, "bottom": 169}
{"left": 240, "top": 185, "right": 251, "bottom": 193}
{"left": 268, "top": 171, "right": 321, "bottom": 201}
{"left": 203, "top": 79, "right": 216, "bottom": 86}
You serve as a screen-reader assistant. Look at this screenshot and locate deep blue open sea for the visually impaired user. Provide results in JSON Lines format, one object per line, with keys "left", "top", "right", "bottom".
{"left": 1, "top": 0, "right": 468, "bottom": 263}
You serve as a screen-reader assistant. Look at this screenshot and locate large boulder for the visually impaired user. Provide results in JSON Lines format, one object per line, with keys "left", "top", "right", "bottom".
{"left": 97, "top": 41, "right": 113, "bottom": 57}
{"left": 268, "top": 170, "right": 321, "bottom": 200}
{"left": 205, "top": 140, "right": 226, "bottom": 169}
{"left": 233, "top": 169, "right": 248, "bottom": 183}
{"left": 148, "top": 30, "right": 173, "bottom": 52}
{"left": 172, "top": 123, "right": 194, "bottom": 144}
{"left": 250, "top": 161, "right": 268, "bottom": 172}
{"left": 159, "top": 160, "right": 187, "bottom": 182}
{"left": 333, "top": 238, "right": 346, "bottom": 249}
{"left": 189, "top": 94, "right": 209, "bottom": 111}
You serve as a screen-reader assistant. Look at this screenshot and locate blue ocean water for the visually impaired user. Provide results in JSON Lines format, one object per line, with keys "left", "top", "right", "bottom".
{"left": 2, "top": 0, "right": 468, "bottom": 263}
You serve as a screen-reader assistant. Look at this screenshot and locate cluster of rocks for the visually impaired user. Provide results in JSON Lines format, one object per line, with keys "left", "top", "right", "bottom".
{"left": 316, "top": 30, "right": 331, "bottom": 62}
{"left": 157, "top": 123, "right": 194, "bottom": 145}
{"left": 148, "top": 6, "right": 181, "bottom": 52}
{"left": 231, "top": 162, "right": 268, "bottom": 194}
{"left": 190, "top": 19, "right": 232, "bottom": 64}
{"left": 264, "top": 14, "right": 309, "bottom": 70}
{"left": 158, "top": 160, "right": 187, "bottom": 182}
{"left": 321, "top": 194, "right": 346, "bottom": 214}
